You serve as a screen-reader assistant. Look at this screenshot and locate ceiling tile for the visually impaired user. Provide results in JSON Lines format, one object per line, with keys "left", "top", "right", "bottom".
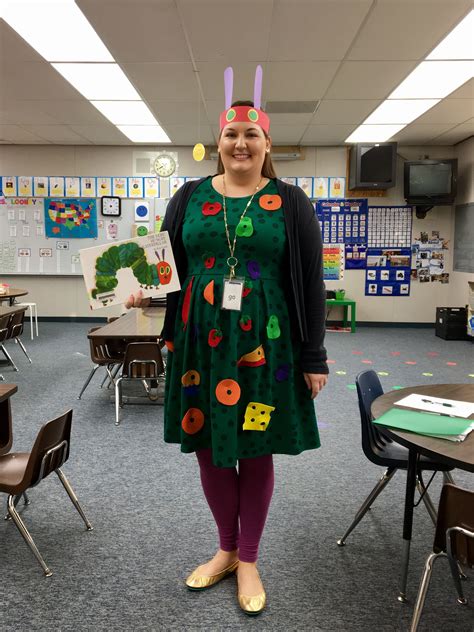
{"left": 179, "top": 0, "right": 273, "bottom": 62}
{"left": 430, "top": 118, "right": 474, "bottom": 145}
{"left": 264, "top": 125, "right": 307, "bottom": 144}
{"left": 268, "top": 0, "right": 372, "bottom": 61}
{"left": 265, "top": 62, "right": 340, "bottom": 100}
{"left": 148, "top": 101, "right": 205, "bottom": 127}
{"left": 325, "top": 61, "right": 417, "bottom": 99}
{"left": 312, "top": 99, "right": 381, "bottom": 124}
{"left": 3, "top": 61, "right": 83, "bottom": 101}
{"left": 348, "top": 1, "right": 472, "bottom": 60}
{"left": 69, "top": 125, "right": 130, "bottom": 144}
{"left": 447, "top": 78, "right": 474, "bottom": 100}
{"left": 33, "top": 101, "right": 109, "bottom": 126}
{"left": 392, "top": 122, "right": 456, "bottom": 144}
{"left": 77, "top": 0, "right": 190, "bottom": 62}
{"left": 163, "top": 125, "right": 215, "bottom": 145}
{"left": 122, "top": 63, "right": 197, "bottom": 101}
{"left": 414, "top": 99, "right": 474, "bottom": 125}
{"left": 0, "top": 125, "right": 48, "bottom": 143}
{"left": 301, "top": 124, "right": 356, "bottom": 145}
{"left": 0, "top": 21, "right": 44, "bottom": 62}
{"left": 22, "top": 125, "right": 89, "bottom": 143}
{"left": 0, "top": 102, "right": 59, "bottom": 125}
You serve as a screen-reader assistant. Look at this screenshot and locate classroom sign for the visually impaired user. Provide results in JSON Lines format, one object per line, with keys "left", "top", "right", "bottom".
{"left": 79, "top": 232, "right": 180, "bottom": 310}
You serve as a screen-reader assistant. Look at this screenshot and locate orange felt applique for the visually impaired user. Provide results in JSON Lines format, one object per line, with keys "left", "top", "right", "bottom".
{"left": 181, "top": 369, "right": 201, "bottom": 387}
{"left": 259, "top": 194, "right": 282, "bottom": 211}
{"left": 237, "top": 345, "right": 266, "bottom": 367}
{"left": 204, "top": 280, "right": 215, "bottom": 305}
{"left": 164, "top": 340, "right": 174, "bottom": 352}
{"left": 215, "top": 379, "right": 241, "bottom": 406}
{"left": 181, "top": 408, "right": 205, "bottom": 434}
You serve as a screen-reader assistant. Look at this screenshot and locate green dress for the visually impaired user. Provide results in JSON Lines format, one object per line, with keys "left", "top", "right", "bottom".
{"left": 164, "top": 178, "right": 320, "bottom": 467}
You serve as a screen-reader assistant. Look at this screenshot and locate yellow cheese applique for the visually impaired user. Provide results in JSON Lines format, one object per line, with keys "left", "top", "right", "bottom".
{"left": 237, "top": 345, "right": 266, "bottom": 367}
{"left": 243, "top": 402, "right": 275, "bottom": 431}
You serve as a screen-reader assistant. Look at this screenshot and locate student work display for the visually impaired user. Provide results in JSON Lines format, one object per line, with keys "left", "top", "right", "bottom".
{"left": 0, "top": 197, "right": 168, "bottom": 276}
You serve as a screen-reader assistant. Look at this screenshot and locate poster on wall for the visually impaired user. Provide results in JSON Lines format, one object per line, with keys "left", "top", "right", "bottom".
{"left": 44, "top": 198, "right": 98, "bottom": 239}
{"left": 411, "top": 230, "right": 450, "bottom": 284}
{"left": 368, "top": 206, "right": 412, "bottom": 248}
{"left": 79, "top": 232, "right": 180, "bottom": 309}
{"left": 323, "top": 244, "right": 344, "bottom": 281}
{"left": 2, "top": 177, "right": 17, "bottom": 197}
{"left": 81, "top": 177, "right": 97, "bottom": 198}
{"left": 365, "top": 247, "right": 411, "bottom": 296}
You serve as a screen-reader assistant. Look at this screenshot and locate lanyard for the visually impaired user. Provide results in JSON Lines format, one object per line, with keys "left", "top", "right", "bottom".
{"left": 222, "top": 175, "right": 262, "bottom": 278}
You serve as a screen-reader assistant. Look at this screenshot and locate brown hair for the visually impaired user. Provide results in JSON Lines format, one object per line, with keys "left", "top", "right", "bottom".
{"left": 217, "top": 100, "right": 276, "bottom": 179}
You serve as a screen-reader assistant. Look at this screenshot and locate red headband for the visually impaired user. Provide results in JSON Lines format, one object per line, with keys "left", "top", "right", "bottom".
{"left": 219, "top": 106, "right": 270, "bottom": 134}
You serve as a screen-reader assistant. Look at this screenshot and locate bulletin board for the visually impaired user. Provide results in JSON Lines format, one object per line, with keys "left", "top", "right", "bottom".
{"left": 453, "top": 203, "right": 474, "bottom": 273}
{"left": 0, "top": 197, "right": 168, "bottom": 276}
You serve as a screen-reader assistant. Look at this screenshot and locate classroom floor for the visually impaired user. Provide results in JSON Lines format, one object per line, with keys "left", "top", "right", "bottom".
{"left": 1, "top": 323, "right": 473, "bottom": 632}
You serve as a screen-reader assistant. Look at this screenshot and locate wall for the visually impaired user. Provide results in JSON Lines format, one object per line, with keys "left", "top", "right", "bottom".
{"left": 0, "top": 143, "right": 466, "bottom": 321}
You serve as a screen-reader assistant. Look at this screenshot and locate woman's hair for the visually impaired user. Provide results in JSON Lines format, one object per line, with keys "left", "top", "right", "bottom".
{"left": 217, "top": 100, "right": 276, "bottom": 179}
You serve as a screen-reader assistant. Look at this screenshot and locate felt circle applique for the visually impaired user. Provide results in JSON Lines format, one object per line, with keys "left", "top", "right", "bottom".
{"left": 247, "top": 109, "right": 259, "bottom": 122}
{"left": 215, "top": 379, "right": 241, "bottom": 405}
{"left": 226, "top": 109, "right": 236, "bottom": 122}
{"left": 181, "top": 370, "right": 201, "bottom": 387}
{"left": 247, "top": 260, "right": 260, "bottom": 280}
{"left": 202, "top": 201, "right": 222, "bottom": 216}
{"left": 259, "top": 194, "right": 282, "bottom": 211}
{"left": 243, "top": 402, "right": 276, "bottom": 431}
{"left": 181, "top": 408, "right": 205, "bottom": 435}
{"left": 236, "top": 217, "right": 254, "bottom": 237}
{"left": 267, "top": 315, "right": 281, "bottom": 339}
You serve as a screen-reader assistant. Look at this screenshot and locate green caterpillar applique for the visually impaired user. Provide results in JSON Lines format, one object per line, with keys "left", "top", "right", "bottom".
{"left": 91, "top": 243, "right": 172, "bottom": 305}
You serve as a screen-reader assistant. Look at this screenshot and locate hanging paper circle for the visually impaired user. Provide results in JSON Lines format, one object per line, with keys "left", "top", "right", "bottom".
{"left": 193, "top": 143, "right": 205, "bottom": 162}
{"left": 247, "top": 109, "right": 259, "bottom": 122}
{"left": 226, "top": 109, "right": 236, "bottom": 122}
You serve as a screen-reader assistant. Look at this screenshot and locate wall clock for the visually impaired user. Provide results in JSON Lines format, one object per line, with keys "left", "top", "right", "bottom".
{"left": 153, "top": 153, "right": 177, "bottom": 178}
{"left": 101, "top": 196, "right": 121, "bottom": 217}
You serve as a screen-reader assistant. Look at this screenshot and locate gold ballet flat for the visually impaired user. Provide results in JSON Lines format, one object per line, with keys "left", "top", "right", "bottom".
{"left": 238, "top": 591, "right": 267, "bottom": 616}
{"left": 185, "top": 560, "right": 239, "bottom": 591}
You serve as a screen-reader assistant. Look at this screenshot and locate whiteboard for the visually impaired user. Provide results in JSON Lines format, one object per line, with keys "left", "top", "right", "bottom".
{"left": 453, "top": 203, "right": 474, "bottom": 273}
{"left": 0, "top": 197, "right": 169, "bottom": 276}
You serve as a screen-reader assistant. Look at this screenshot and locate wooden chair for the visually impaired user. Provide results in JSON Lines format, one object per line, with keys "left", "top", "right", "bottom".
{"left": 410, "top": 484, "right": 474, "bottom": 631}
{"left": 77, "top": 328, "right": 125, "bottom": 400}
{"left": 0, "top": 409, "right": 93, "bottom": 576}
{"left": 115, "top": 342, "right": 165, "bottom": 426}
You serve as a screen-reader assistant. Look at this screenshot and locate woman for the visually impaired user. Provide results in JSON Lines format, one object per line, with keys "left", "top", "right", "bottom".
{"left": 127, "top": 68, "right": 328, "bottom": 615}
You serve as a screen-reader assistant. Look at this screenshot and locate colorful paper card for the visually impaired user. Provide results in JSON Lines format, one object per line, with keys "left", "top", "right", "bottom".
{"left": 81, "top": 177, "right": 97, "bottom": 198}
{"left": 79, "top": 231, "right": 180, "bottom": 309}
{"left": 2, "top": 177, "right": 17, "bottom": 197}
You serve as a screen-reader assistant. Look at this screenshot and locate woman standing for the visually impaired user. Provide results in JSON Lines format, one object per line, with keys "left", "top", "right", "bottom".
{"left": 127, "top": 67, "right": 328, "bottom": 615}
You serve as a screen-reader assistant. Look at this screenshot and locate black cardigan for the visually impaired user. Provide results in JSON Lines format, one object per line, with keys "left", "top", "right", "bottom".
{"left": 156, "top": 176, "right": 328, "bottom": 375}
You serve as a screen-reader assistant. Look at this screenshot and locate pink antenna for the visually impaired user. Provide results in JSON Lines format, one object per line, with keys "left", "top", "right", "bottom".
{"left": 253, "top": 65, "right": 263, "bottom": 109}
{"left": 224, "top": 67, "right": 233, "bottom": 110}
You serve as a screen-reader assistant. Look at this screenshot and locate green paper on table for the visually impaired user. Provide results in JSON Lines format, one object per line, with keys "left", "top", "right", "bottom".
{"left": 374, "top": 407, "right": 473, "bottom": 436}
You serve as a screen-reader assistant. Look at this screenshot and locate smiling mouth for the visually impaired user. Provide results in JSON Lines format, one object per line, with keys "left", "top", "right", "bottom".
{"left": 233, "top": 154, "right": 251, "bottom": 160}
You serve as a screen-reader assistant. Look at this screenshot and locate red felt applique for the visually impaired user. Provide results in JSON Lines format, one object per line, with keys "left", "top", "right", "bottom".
{"left": 182, "top": 276, "right": 194, "bottom": 329}
{"left": 242, "top": 279, "right": 253, "bottom": 297}
{"left": 181, "top": 408, "right": 205, "bottom": 434}
{"left": 164, "top": 340, "right": 174, "bottom": 352}
{"left": 208, "top": 328, "right": 223, "bottom": 347}
{"left": 202, "top": 201, "right": 222, "bottom": 216}
{"left": 239, "top": 315, "right": 252, "bottom": 331}
{"left": 202, "top": 252, "right": 216, "bottom": 269}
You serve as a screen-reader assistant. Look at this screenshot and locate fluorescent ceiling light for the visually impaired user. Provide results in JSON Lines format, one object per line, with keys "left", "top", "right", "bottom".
{"left": 52, "top": 63, "right": 141, "bottom": 100}
{"left": 1, "top": 0, "right": 113, "bottom": 62}
{"left": 389, "top": 61, "right": 474, "bottom": 99}
{"left": 118, "top": 126, "right": 172, "bottom": 143}
{"left": 91, "top": 101, "right": 158, "bottom": 126}
{"left": 364, "top": 99, "right": 441, "bottom": 125}
{"left": 345, "top": 125, "right": 406, "bottom": 143}
{"left": 427, "top": 10, "right": 474, "bottom": 60}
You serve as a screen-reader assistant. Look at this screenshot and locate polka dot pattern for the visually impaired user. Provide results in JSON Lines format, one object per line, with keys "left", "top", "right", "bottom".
{"left": 163, "top": 178, "right": 321, "bottom": 467}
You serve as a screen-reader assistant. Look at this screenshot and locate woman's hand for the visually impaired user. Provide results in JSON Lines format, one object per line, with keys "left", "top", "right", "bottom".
{"left": 303, "top": 373, "right": 328, "bottom": 399}
{"left": 124, "top": 290, "right": 151, "bottom": 310}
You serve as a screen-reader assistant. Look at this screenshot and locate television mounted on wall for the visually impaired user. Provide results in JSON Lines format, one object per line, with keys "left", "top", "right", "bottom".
{"left": 349, "top": 142, "right": 397, "bottom": 190}
{"left": 404, "top": 159, "right": 457, "bottom": 206}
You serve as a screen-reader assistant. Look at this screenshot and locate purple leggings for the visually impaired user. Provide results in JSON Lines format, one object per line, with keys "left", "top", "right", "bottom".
{"left": 196, "top": 449, "right": 274, "bottom": 563}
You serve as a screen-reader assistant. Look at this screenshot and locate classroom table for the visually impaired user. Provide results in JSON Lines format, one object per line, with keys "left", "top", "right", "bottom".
{"left": 88, "top": 307, "right": 165, "bottom": 341}
{"left": 0, "top": 305, "right": 28, "bottom": 318}
{"left": 0, "top": 288, "right": 28, "bottom": 307}
{"left": 326, "top": 298, "right": 356, "bottom": 333}
{"left": 371, "top": 383, "right": 474, "bottom": 602}
{"left": 0, "top": 383, "right": 17, "bottom": 455}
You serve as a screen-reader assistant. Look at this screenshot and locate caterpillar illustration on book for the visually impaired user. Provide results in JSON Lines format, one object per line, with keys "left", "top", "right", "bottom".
{"left": 91, "top": 243, "right": 172, "bottom": 305}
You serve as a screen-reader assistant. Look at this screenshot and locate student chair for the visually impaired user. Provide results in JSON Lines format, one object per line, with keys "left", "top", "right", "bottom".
{"left": 0, "top": 313, "right": 19, "bottom": 371}
{"left": 115, "top": 342, "right": 165, "bottom": 426}
{"left": 410, "top": 484, "right": 474, "bottom": 631}
{"left": 0, "top": 409, "right": 93, "bottom": 576}
{"left": 77, "top": 328, "right": 125, "bottom": 400}
{"left": 7, "top": 310, "right": 32, "bottom": 364}
{"left": 16, "top": 302, "right": 39, "bottom": 340}
{"left": 337, "top": 370, "right": 454, "bottom": 547}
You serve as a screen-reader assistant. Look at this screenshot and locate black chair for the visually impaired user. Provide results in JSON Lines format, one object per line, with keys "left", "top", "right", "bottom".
{"left": 0, "top": 313, "right": 19, "bottom": 372}
{"left": 337, "top": 370, "right": 454, "bottom": 548}
{"left": 410, "top": 484, "right": 474, "bottom": 631}
{"left": 8, "top": 310, "right": 32, "bottom": 364}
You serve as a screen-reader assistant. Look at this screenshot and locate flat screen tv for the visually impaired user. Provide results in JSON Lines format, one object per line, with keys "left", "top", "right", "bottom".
{"left": 349, "top": 142, "right": 397, "bottom": 190}
{"left": 404, "top": 159, "right": 457, "bottom": 205}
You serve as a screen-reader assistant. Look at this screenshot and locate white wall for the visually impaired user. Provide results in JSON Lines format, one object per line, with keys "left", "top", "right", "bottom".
{"left": 0, "top": 143, "right": 469, "bottom": 321}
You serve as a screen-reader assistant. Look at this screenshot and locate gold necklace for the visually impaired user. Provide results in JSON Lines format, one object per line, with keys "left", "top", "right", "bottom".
{"left": 222, "top": 175, "right": 262, "bottom": 278}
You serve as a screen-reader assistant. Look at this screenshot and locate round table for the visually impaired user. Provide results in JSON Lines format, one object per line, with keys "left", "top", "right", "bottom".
{"left": 371, "top": 383, "right": 474, "bottom": 602}
{"left": 0, "top": 288, "right": 28, "bottom": 306}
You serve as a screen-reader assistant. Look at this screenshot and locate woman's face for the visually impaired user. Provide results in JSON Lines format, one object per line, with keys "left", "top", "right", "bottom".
{"left": 218, "top": 122, "right": 271, "bottom": 177}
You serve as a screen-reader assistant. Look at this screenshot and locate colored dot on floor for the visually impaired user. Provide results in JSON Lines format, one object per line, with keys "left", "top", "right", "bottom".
{"left": 392, "top": 386, "right": 403, "bottom": 390}
{"left": 422, "top": 372, "right": 433, "bottom": 377}
{"left": 327, "top": 359, "right": 336, "bottom": 364}
{"left": 352, "top": 351, "right": 363, "bottom": 355}
{"left": 405, "top": 361, "right": 417, "bottom": 365}
{"left": 446, "top": 362, "right": 457, "bottom": 366}
{"left": 377, "top": 371, "right": 389, "bottom": 376}
{"left": 390, "top": 352, "right": 401, "bottom": 356}
{"left": 347, "top": 384, "right": 357, "bottom": 390}
{"left": 427, "top": 352, "right": 439, "bottom": 357}
{"left": 335, "top": 370, "right": 346, "bottom": 375}
{"left": 361, "top": 359, "right": 373, "bottom": 364}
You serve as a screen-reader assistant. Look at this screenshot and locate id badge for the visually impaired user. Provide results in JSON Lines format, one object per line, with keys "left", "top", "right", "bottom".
{"left": 221, "top": 277, "right": 244, "bottom": 311}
